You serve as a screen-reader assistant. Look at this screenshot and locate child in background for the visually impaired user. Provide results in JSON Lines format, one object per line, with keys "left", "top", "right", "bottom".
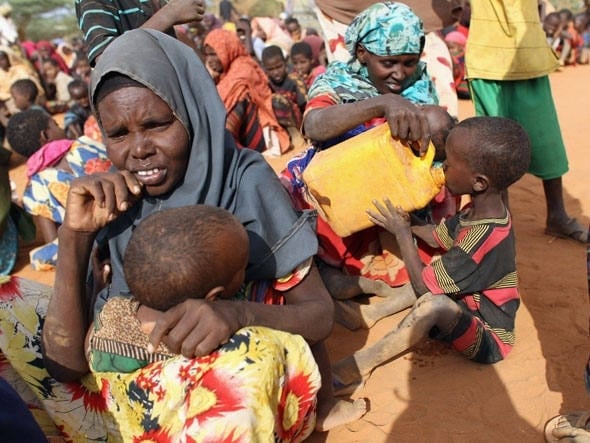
{"left": 6, "top": 108, "right": 110, "bottom": 270}
{"left": 333, "top": 116, "right": 531, "bottom": 388}
{"left": 290, "top": 40, "right": 326, "bottom": 89}
{"left": 261, "top": 44, "right": 308, "bottom": 131}
{"left": 63, "top": 79, "right": 91, "bottom": 139}
{"left": 9, "top": 78, "right": 44, "bottom": 113}
{"left": 71, "top": 52, "right": 91, "bottom": 84}
{"left": 86, "top": 204, "right": 249, "bottom": 372}
{"left": 40, "top": 57, "right": 74, "bottom": 114}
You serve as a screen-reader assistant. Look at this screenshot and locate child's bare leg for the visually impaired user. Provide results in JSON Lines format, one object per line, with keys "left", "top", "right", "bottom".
{"left": 334, "top": 284, "right": 416, "bottom": 330}
{"left": 311, "top": 341, "right": 368, "bottom": 432}
{"left": 333, "top": 293, "right": 463, "bottom": 386}
{"left": 319, "top": 264, "right": 408, "bottom": 300}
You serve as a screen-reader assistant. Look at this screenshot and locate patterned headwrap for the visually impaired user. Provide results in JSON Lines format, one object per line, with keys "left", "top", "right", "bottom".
{"left": 345, "top": 2, "right": 424, "bottom": 58}
{"left": 308, "top": 2, "right": 435, "bottom": 108}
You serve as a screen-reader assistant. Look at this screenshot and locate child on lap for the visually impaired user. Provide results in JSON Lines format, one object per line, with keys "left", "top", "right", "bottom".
{"left": 86, "top": 204, "right": 248, "bottom": 372}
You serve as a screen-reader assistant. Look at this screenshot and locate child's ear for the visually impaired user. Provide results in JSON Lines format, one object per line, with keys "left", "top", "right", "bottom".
{"left": 472, "top": 173, "right": 489, "bottom": 193}
{"left": 204, "top": 286, "right": 224, "bottom": 302}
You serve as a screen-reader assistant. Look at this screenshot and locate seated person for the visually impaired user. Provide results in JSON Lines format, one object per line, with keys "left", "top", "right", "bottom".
{"left": 261, "top": 44, "right": 308, "bottom": 131}
{"left": 87, "top": 204, "right": 249, "bottom": 372}
{"left": 0, "top": 146, "right": 35, "bottom": 275}
{"left": 63, "top": 79, "right": 91, "bottom": 139}
{"left": 6, "top": 109, "right": 111, "bottom": 270}
{"left": 333, "top": 116, "right": 530, "bottom": 387}
{"left": 9, "top": 78, "right": 45, "bottom": 113}
{"left": 40, "top": 57, "right": 74, "bottom": 115}
{"left": 290, "top": 40, "right": 326, "bottom": 90}
{"left": 203, "top": 28, "right": 291, "bottom": 155}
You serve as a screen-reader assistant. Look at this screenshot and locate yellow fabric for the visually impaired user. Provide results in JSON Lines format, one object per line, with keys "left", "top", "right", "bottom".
{"left": 465, "top": 0, "right": 559, "bottom": 80}
{"left": 302, "top": 123, "right": 444, "bottom": 237}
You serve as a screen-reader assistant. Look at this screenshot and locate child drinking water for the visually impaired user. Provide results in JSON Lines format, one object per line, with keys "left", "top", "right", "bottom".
{"left": 333, "top": 116, "right": 531, "bottom": 387}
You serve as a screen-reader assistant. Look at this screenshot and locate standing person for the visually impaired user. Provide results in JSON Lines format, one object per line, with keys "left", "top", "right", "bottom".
{"left": 466, "top": 0, "right": 588, "bottom": 243}
{"left": 333, "top": 116, "right": 530, "bottom": 387}
{"left": 30, "top": 28, "right": 365, "bottom": 439}
{"left": 75, "top": 0, "right": 207, "bottom": 66}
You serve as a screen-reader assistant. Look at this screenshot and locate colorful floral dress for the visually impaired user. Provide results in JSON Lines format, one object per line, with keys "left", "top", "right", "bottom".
{"left": 0, "top": 276, "right": 321, "bottom": 442}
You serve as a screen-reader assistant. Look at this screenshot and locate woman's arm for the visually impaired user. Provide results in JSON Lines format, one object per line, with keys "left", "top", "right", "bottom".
{"left": 304, "top": 93, "right": 431, "bottom": 154}
{"left": 142, "top": 0, "right": 205, "bottom": 31}
{"left": 149, "top": 262, "right": 335, "bottom": 358}
{"left": 42, "top": 171, "right": 143, "bottom": 381}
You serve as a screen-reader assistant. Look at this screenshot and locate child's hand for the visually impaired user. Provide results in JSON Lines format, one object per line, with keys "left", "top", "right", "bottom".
{"left": 367, "top": 198, "right": 411, "bottom": 236}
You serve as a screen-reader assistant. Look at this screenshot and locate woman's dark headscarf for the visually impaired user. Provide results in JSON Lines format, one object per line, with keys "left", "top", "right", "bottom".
{"left": 90, "top": 29, "right": 317, "bottom": 305}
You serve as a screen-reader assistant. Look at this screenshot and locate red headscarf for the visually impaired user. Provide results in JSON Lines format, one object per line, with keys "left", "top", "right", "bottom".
{"left": 203, "top": 28, "right": 290, "bottom": 153}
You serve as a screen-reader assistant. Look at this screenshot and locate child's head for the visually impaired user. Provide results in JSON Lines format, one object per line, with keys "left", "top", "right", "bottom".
{"left": 67, "top": 79, "right": 90, "bottom": 108}
{"left": 543, "top": 12, "right": 562, "bottom": 37}
{"left": 73, "top": 52, "right": 91, "bottom": 77}
{"left": 6, "top": 108, "right": 65, "bottom": 157}
{"left": 10, "top": 78, "right": 39, "bottom": 111}
{"left": 41, "top": 57, "right": 60, "bottom": 81}
{"left": 444, "top": 116, "right": 530, "bottom": 195}
{"left": 261, "top": 45, "right": 288, "bottom": 85}
{"left": 124, "top": 205, "right": 249, "bottom": 312}
{"left": 421, "top": 104, "right": 456, "bottom": 161}
{"left": 285, "top": 16, "right": 303, "bottom": 42}
{"left": 290, "top": 41, "right": 313, "bottom": 77}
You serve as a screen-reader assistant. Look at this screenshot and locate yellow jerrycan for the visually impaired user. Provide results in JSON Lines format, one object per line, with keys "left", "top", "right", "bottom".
{"left": 302, "top": 123, "right": 445, "bottom": 237}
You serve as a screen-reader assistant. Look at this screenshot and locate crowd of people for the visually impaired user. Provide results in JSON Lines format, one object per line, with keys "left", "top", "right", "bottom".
{"left": 0, "top": 0, "right": 588, "bottom": 441}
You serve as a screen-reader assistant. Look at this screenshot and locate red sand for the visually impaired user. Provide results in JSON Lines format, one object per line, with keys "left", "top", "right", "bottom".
{"left": 11, "top": 64, "right": 590, "bottom": 442}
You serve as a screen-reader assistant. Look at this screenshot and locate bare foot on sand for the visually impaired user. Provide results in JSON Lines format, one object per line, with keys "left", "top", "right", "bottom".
{"left": 315, "top": 397, "right": 368, "bottom": 432}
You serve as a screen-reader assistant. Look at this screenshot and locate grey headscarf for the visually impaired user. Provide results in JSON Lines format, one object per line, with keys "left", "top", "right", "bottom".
{"left": 91, "top": 29, "right": 317, "bottom": 306}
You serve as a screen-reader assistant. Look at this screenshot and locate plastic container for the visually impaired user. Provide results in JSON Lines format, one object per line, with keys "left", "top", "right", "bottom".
{"left": 302, "top": 123, "right": 445, "bottom": 237}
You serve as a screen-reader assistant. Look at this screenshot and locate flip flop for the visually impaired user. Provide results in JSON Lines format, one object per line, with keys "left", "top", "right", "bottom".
{"left": 544, "top": 411, "right": 590, "bottom": 442}
{"left": 545, "top": 218, "right": 589, "bottom": 244}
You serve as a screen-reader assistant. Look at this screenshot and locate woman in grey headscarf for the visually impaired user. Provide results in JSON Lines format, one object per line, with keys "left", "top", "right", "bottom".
{"left": 36, "top": 28, "right": 347, "bottom": 440}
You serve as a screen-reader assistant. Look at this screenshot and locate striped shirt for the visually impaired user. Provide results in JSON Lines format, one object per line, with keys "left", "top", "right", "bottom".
{"left": 422, "top": 209, "right": 520, "bottom": 333}
{"left": 75, "top": 0, "right": 175, "bottom": 65}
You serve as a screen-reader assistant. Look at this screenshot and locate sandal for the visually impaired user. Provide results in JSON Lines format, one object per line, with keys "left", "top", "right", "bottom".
{"left": 544, "top": 411, "right": 590, "bottom": 442}
{"left": 545, "top": 218, "right": 589, "bottom": 244}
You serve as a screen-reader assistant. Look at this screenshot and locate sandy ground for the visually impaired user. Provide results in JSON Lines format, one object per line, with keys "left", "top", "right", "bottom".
{"left": 10, "top": 64, "right": 590, "bottom": 442}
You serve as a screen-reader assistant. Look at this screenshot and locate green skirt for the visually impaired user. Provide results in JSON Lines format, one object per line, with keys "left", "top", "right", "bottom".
{"left": 469, "top": 76, "right": 569, "bottom": 180}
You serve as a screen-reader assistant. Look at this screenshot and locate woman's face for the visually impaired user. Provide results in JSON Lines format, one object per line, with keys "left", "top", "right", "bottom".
{"left": 97, "top": 86, "right": 190, "bottom": 197}
{"left": 203, "top": 44, "right": 223, "bottom": 84}
{"left": 357, "top": 46, "right": 420, "bottom": 95}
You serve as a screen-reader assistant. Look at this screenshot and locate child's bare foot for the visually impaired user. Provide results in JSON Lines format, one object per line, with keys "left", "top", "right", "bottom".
{"left": 315, "top": 397, "right": 368, "bottom": 432}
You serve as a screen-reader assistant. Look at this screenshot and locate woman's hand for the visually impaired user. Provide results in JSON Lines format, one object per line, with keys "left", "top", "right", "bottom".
{"left": 148, "top": 299, "right": 241, "bottom": 358}
{"left": 63, "top": 171, "right": 143, "bottom": 233}
{"left": 367, "top": 198, "right": 411, "bottom": 237}
{"left": 155, "top": 0, "right": 206, "bottom": 26}
{"left": 381, "top": 94, "right": 431, "bottom": 156}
